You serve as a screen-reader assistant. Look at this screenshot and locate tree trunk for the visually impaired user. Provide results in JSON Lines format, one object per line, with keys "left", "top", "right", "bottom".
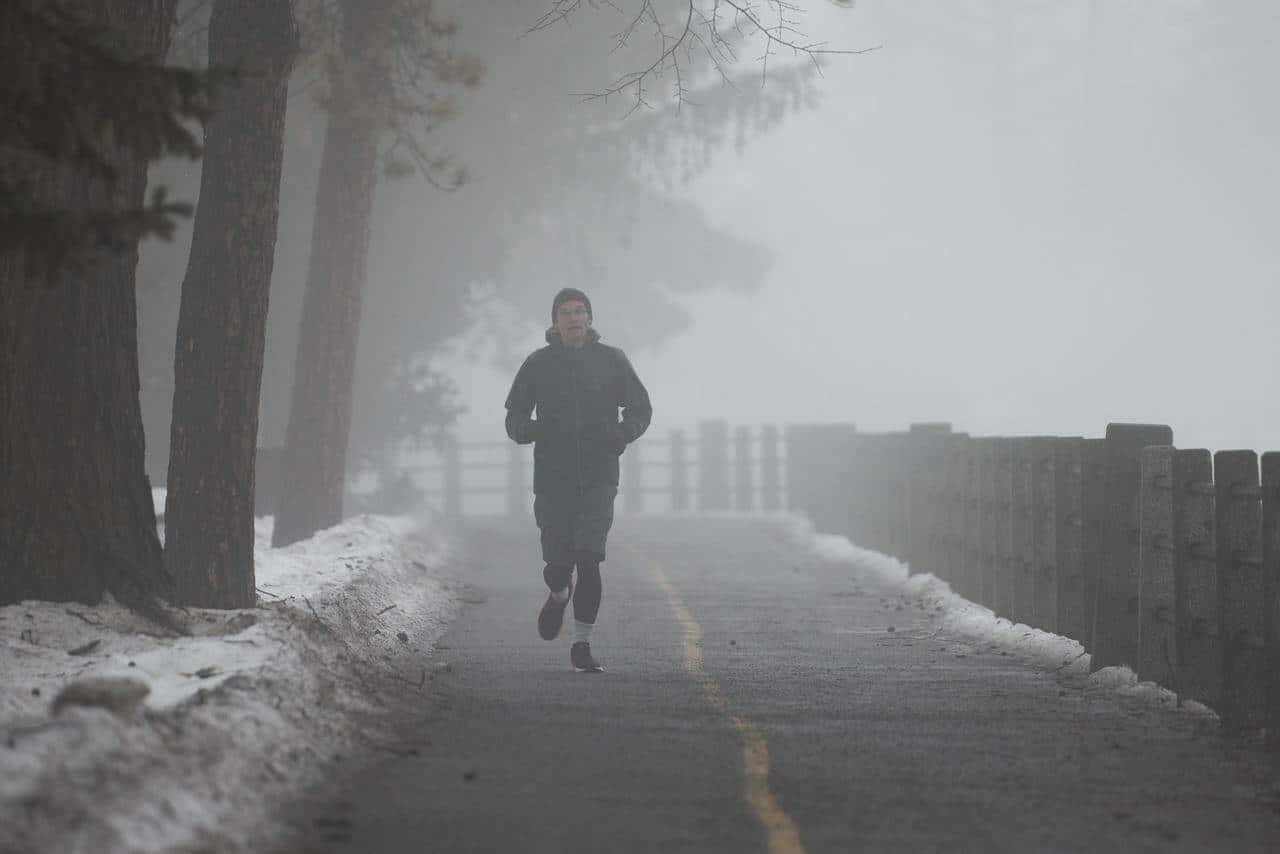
{"left": 164, "top": 0, "right": 298, "bottom": 607}
{"left": 272, "top": 0, "right": 392, "bottom": 548}
{"left": 0, "top": 0, "right": 176, "bottom": 608}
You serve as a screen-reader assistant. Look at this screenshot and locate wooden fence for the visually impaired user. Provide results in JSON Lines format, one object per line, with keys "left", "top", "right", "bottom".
{"left": 787, "top": 421, "right": 1280, "bottom": 747}
{"left": 388, "top": 420, "right": 788, "bottom": 518}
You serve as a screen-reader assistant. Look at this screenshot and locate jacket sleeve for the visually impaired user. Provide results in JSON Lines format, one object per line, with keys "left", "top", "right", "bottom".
{"left": 504, "top": 356, "right": 539, "bottom": 445}
{"left": 615, "top": 350, "right": 652, "bottom": 445}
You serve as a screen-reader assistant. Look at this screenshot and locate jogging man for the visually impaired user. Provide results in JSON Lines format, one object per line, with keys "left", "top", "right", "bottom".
{"left": 504, "top": 288, "right": 652, "bottom": 672}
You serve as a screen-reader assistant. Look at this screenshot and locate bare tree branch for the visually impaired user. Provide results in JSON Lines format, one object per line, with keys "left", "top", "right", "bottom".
{"left": 539, "top": 0, "right": 880, "bottom": 112}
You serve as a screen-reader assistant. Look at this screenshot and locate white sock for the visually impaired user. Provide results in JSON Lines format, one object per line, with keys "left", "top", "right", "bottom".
{"left": 573, "top": 620, "right": 594, "bottom": 644}
{"left": 550, "top": 587, "right": 570, "bottom": 604}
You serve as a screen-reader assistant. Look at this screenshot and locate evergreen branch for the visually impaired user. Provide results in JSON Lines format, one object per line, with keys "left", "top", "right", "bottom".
{"left": 0, "top": 181, "right": 194, "bottom": 287}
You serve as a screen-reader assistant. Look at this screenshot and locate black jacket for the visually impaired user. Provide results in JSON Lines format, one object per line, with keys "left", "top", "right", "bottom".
{"left": 505, "top": 328, "right": 652, "bottom": 495}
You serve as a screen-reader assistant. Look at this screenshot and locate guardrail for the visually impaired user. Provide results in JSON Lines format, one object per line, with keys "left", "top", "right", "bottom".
{"left": 322, "top": 420, "right": 790, "bottom": 518}
{"left": 786, "top": 421, "right": 1280, "bottom": 748}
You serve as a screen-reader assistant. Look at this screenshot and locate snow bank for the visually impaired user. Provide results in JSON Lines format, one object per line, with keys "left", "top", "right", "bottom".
{"left": 783, "top": 516, "right": 1218, "bottom": 719}
{"left": 1, "top": 511, "right": 460, "bottom": 854}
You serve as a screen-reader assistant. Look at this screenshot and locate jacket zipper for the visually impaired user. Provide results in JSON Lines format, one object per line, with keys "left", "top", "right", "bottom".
{"left": 571, "top": 355, "right": 583, "bottom": 492}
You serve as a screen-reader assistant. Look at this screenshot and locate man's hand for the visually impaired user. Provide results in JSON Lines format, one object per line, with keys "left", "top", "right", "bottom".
{"left": 608, "top": 424, "right": 629, "bottom": 455}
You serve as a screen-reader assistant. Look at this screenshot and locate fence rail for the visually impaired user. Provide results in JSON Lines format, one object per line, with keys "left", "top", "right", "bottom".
{"left": 787, "top": 420, "right": 1280, "bottom": 750}
{"left": 362, "top": 421, "right": 789, "bottom": 518}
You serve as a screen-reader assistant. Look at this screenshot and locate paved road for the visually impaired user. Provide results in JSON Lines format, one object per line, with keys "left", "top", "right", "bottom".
{"left": 279, "top": 517, "right": 1280, "bottom": 853}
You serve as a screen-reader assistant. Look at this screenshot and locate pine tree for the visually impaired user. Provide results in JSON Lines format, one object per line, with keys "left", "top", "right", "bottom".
{"left": 0, "top": 0, "right": 203, "bottom": 617}
{"left": 272, "top": 0, "right": 482, "bottom": 546}
{"left": 164, "top": 0, "right": 299, "bottom": 608}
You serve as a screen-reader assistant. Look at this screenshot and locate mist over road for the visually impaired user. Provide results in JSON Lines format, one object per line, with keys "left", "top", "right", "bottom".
{"left": 279, "top": 518, "right": 1280, "bottom": 853}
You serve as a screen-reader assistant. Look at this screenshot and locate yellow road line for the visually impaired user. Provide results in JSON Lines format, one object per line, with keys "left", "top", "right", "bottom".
{"left": 652, "top": 564, "right": 806, "bottom": 854}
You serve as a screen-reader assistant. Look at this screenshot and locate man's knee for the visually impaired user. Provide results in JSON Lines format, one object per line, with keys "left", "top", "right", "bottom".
{"left": 575, "top": 549, "right": 604, "bottom": 569}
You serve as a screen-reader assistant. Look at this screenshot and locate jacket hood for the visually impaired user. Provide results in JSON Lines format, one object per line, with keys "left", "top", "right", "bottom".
{"left": 546, "top": 326, "right": 602, "bottom": 346}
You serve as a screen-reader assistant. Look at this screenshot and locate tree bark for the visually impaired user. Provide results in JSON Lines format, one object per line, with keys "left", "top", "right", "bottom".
{"left": 272, "top": 0, "right": 392, "bottom": 547}
{"left": 164, "top": 0, "right": 298, "bottom": 607}
{"left": 0, "top": 0, "right": 176, "bottom": 608}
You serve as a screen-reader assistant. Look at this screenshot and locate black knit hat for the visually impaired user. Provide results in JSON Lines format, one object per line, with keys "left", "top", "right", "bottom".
{"left": 551, "top": 287, "right": 592, "bottom": 323}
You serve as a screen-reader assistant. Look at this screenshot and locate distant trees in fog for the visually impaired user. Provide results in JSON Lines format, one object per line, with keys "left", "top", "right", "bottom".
{"left": 1, "top": 0, "right": 848, "bottom": 613}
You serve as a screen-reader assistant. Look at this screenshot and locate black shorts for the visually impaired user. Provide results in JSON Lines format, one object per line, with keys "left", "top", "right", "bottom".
{"left": 534, "top": 484, "right": 618, "bottom": 564}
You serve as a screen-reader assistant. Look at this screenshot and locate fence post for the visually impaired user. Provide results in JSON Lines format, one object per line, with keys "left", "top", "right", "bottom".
{"left": 907, "top": 424, "right": 951, "bottom": 574}
{"left": 760, "top": 425, "right": 781, "bottom": 512}
{"left": 1055, "top": 438, "right": 1086, "bottom": 642}
{"left": 886, "top": 434, "right": 901, "bottom": 559}
{"left": 785, "top": 424, "right": 858, "bottom": 536}
{"left": 1030, "top": 437, "right": 1058, "bottom": 633}
{"left": 839, "top": 427, "right": 860, "bottom": 540}
{"left": 734, "top": 425, "right": 753, "bottom": 512}
{"left": 670, "top": 429, "right": 689, "bottom": 513}
{"left": 1215, "top": 449, "right": 1265, "bottom": 733}
{"left": 855, "top": 433, "right": 877, "bottom": 549}
{"left": 874, "top": 435, "right": 890, "bottom": 554}
{"left": 623, "top": 440, "right": 643, "bottom": 514}
{"left": 784, "top": 425, "right": 807, "bottom": 516}
{"left": 876, "top": 434, "right": 893, "bottom": 555}
{"left": 506, "top": 444, "right": 525, "bottom": 518}
{"left": 961, "top": 438, "right": 982, "bottom": 602}
{"left": 860, "top": 434, "right": 883, "bottom": 549}
{"left": 1137, "top": 445, "right": 1176, "bottom": 685}
{"left": 698, "top": 420, "right": 731, "bottom": 512}
{"left": 840, "top": 431, "right": 864, "bottom": 544}
{"left": 992, "top": 439, "right": 1014, "bottom": 619}
{"left": 978, "top": 438, "right": 999, "bottom": 609}
{"left": 1261, "top": 452, "right": 1280, "bottom": 750}
{"left": 890, "top": 433, "right": 911, "bottom": 560}
{"left": 1092, "top": 423, "right": 1173, "bottom": 672}
{"left": 933, "top": 432, "right": 956, "bottom": 576}
{"left": 928, "top": 436, "right": 951, "bottom": 576}
{"left": 1081, "top": 438, "right": 1108, "bottom": 650}
{"left": 942, "top": 437, "right": 966, "bottom": 587}
{"left": 1173, "top": 448, "right": 1219, "bottom": 707}
{"left": 1010, "top": 439, "right": 1034, "bottom": 624}
{"left": 443, "top": 435, "right": 462, "bottom": 520}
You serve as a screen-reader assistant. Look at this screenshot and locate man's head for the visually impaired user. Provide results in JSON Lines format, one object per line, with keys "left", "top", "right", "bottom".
{"left": 551, "top": 287, "right": 592, "bottom": 349}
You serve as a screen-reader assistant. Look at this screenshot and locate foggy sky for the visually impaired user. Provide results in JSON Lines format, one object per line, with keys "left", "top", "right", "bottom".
{"left": 445, "top": 0, "right": 1279, "bottom": 455}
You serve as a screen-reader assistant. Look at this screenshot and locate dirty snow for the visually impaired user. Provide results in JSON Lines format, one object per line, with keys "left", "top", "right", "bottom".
{"left": 1, "top": 510, "right": 461, "bottom": 854}
{"left": 785, "top": 516, "right": 1219, "bottom": 721}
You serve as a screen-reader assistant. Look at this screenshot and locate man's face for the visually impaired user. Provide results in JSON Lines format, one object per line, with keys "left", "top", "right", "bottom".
{"left": 554, "top": 300, "right": 591, "bottom": 348}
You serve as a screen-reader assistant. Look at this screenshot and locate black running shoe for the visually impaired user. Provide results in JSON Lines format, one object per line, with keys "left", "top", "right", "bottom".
{"left": 537, "top": 580, "right": 572, "bottom": 641}
{"left": 570, "top": 641, "right": 604, "bottom": 673}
